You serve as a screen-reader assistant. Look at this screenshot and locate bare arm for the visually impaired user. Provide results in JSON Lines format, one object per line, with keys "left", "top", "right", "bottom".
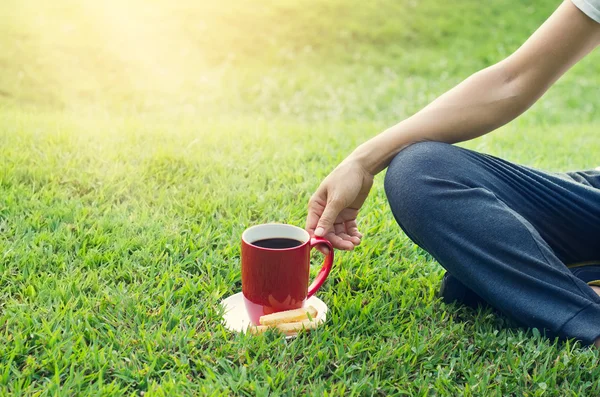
{"left": 352, "top": 0, "right": 600, "bottom": 175}
{"left": 307, "top": 0, "right": 600, "bottom": 250}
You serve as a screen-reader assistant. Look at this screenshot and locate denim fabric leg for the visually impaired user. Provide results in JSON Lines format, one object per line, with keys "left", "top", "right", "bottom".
{"left": 384, "top": 142, "right": 600, "bottom": 345}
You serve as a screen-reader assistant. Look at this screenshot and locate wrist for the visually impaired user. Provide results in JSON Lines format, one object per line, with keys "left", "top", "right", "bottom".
{"left": 349, "top": 130, "right": 413, "bottom": 175}
{"left": 347, "top": 143, "right": 379, "bottom": 176}
{"left": 351, "top": 120, "right": 426, "bottom": 175}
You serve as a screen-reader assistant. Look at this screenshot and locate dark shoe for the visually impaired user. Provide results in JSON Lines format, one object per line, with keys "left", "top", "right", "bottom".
{"left": 439, "top": 272, "right": 488, "bottom": 309}
{"left": 568, "top": 262, "right": 600, "bottom": 286}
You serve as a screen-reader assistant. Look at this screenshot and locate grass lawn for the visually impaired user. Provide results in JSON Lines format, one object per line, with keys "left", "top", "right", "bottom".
{"left": 2, "top": 0, "right": 600, "bottom": 395}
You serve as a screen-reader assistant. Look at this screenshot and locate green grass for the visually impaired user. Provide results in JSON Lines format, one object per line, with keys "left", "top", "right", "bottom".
{"left": 1, "top": 0, "right": 600, "bottom": 395}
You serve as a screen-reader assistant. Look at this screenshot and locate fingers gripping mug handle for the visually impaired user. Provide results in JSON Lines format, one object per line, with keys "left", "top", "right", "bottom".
{"left": 307, "top": 237, "right": 334, "bottom": 298}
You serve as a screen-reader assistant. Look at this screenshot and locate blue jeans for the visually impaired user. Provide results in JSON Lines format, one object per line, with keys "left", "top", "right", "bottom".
{"left": 384, "top": 142, "right": 600, "bottom": 345}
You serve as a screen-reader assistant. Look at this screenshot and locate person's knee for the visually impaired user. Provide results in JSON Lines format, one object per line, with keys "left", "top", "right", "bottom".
{"left": 384, "top": 141, "right": 459, "bottom": 210}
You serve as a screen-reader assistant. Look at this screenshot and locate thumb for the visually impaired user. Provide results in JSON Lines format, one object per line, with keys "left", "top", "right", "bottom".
{"left": 315, "top": 200, "right": 343, "bottom": 237}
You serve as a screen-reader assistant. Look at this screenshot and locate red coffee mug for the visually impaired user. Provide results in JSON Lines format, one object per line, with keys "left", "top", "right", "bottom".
{"left": 241, "top": 223, "right": 334, "bottom": 325}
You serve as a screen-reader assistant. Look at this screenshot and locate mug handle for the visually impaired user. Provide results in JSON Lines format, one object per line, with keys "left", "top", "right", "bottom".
{"left": 307, "top": 236, "right": 334, "bottom": 298}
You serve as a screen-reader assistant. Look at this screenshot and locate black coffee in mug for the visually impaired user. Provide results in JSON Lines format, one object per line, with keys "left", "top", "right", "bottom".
{"left": 251, "top": 238, "right": 303, "bottom": 249}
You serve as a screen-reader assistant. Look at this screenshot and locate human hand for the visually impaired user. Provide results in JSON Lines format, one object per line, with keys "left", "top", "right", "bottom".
{"left": 306, "top": 159, "right": 374, "bottom": 254}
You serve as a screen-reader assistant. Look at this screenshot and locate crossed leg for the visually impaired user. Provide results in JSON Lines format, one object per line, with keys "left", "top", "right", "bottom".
{"left": 384, "top": 142, "right": 600, "bottom": 346}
